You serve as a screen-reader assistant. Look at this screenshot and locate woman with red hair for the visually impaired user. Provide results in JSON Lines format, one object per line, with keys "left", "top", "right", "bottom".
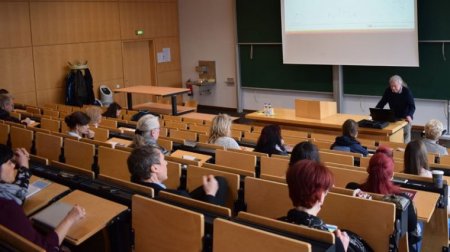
{"left": 347, "top": 147, "right": 422, "bottom": 251}
{"left": 282, "top": 160, "right": 350, "bottom": 251}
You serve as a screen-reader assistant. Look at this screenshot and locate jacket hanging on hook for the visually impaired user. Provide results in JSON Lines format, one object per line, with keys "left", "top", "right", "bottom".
{"left": 65, "top": 68, "right": 95, "bottom": 106}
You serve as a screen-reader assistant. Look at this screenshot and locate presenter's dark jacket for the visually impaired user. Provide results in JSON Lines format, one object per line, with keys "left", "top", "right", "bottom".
{"left": 376, "top": 86, "right": 415, "bottom": 119}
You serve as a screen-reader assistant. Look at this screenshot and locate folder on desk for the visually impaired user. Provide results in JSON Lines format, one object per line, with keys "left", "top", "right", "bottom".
{"left": 31, "top": 202, "right": 73, "bottom": 229}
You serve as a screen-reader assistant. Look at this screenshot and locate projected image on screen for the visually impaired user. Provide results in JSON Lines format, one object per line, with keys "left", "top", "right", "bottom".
{"left": 285, "top": 0, "right": 414, "bottom": 32}
{"left": 281, "top": 0, "right": 419, "bottom": 67}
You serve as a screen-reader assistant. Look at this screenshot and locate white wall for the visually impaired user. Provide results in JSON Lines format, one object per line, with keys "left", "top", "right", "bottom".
{"left": 178, "top": 0, "right": 449, "bottom": 129}
{"left": 178, "top": 0, "right": 237, "bottom": 108}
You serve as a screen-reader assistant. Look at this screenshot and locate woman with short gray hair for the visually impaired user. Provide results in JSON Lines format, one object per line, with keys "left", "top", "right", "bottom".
{"left": 423, "top": 119, "right": 448, "bottom": 155}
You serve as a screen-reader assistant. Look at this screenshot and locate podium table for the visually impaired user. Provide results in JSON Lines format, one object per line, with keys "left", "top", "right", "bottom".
{"left": 246, "top": 108, "right": 407, "bottom": 143}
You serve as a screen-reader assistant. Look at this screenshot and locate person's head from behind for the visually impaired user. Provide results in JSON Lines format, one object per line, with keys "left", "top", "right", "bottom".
{"left": 127, "top": 145, "right": 167, "bottom": 183}
{"left": 389, "top": 75, "right": 405, "bottom": 94}
{"left": 256, "top": 124, "right": 283, "bottom": 149}
{"left": 0, "top": 144, "right": 15, "bottom": 183}
{"left": 64, "top": 111, "right": 91, "bottom": 134}
{"left": 289, "top": 141, "right": 320, "bottom": 166}
{"left": 375, "top": 145, "right": 394, "bottom": 158}
{"left": 424, "top": 119, "right": 444, "bottom": 141}
{"left": 342, "top": 119, "right": 358, "bottom": 138}
{"left": 103, "top": 102, "right": 122, "bottom": 118}
{"left": 363, "top": 152, "right": 399, "bottom": 194}
{"left": 208, "top": 114, "right": 232, "bottom": 142}
{"left": 0, "top": 89, "right": 9, "bottom": 95}
{"left": 286, "top": 160, "right": 333, "bottom": 212}
{"left": 404, "top": 140, "right": 429, "bottom": 175}
{"left": 84, "top": 106, "right": 102, "bottom": 127}
{"left": 0, "top": 94, "right": 14, "bottom": 112}
{"left": 133, "top": 114, "right": 160, "bottom": 147}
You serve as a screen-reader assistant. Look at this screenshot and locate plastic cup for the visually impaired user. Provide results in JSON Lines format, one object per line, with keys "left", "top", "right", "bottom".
{"left": 432, "top": 170, "right": 444, "bottom": 189}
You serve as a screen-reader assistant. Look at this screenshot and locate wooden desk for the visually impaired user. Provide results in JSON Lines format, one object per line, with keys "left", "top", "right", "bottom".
{"left": 56, "top": 190, "right": 127, "bottom": 245}
{"left": 114, "top": 86, "right": 190, "bottom": 115}
{"left": 23, "top": 176, "right": 70, "bottom": 216}
{"left": 181, "top": 112, "right": 239, "bottom": 122}
{"left": 246, "top": 108, "right": 407, "bottom": 143}
{"left": 106, "top": 137, "right": 132, "bottom": 147}
{"left": 170, "top": 150, "right": 212, "bottom": 165}
{"left": 133, "top": 102, "right": 195, "bottom": 115}
{"left": 412, "top": 190, "right": 440, "bottom": 222}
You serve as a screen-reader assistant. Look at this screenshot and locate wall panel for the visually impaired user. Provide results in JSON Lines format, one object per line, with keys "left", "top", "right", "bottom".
{"left": 154, "top": 36, "right": 181, "bottom": 73}
{"left": 0, "top": 47, "right": 35, "bottom": 94}
{"left": 30, "top": 2, "right": 121, "bottom": 45}
{"left": 0, "top": 2, "right": 31, "bottom": 49}
{"left": 119, "top": 2, "right": 178, "bottom": 40}
{"left": 157, "top": 70, "right": 181, "bottom": 86}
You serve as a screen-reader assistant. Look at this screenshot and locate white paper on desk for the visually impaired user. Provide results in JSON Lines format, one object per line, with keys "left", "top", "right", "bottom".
{"left": 31, "top": 202, "right": 73, "bottom": 229}
{"left": 106, "top": 141, "right": 118, "bottom": 148}
{"left": 26, "top": 180, "right": 51, "bottom": 198}
{"left": 182, "top": 155, "right": 198, "bottom": 161}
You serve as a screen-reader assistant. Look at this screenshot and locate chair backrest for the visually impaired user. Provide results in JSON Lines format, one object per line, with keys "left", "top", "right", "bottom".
{"left": 51, "top": 160, "right": 95, "bottom": 179}
{"left": 282, "top": 136, "right": 309, "bottom": 146}
{"left": 188, "top": 124, "right": 209, "bottom": 135}
{"left": 196, "top": 142, "right": 225, "bottom": 150}
{"left": 310, "top": 132, "right": 336, "bottom": 142}
{"left": 157, "top": 138, "right": 173, "bottom": 152}
{"left": 228, "top": 148, "right": 269, "bottom": 158}
{"left": 63, "top": 138, "right": 95, "bottom": 171}
{"left": 0, "top": 225, "right": 45, "bottom": 252}
{"left": 439, "top": 155, "right": 450, "bottom": 165}
{"left": 326, "top": 166, "right": 368, "bottom": 188}
{"left": 183, "top": 117, "right": 204, "bottom": 125}
{"left": 231, "top": 129, "right": 242, "bottom": 141}
{"left": 42, "top": 109, "right": 59, "bottom": 118}
{"left": 241, "top": 132, "right": 260, "bottom": 144}
{"left": 187, "top": 165, "right": 240, "bottom": 209}
{"left": 43, "top": 104, "right": 58, "bottom": 110}
{"left": 202, "top": 163, "right": 255, "bottom": 177}
{"left": 132, "top": 195, "right": 204, "bottom": 252}
{"left": 245, "top": 177, "right": 291, "bottom": 219}
{"left": 91, "top": 127, "right": 109, "bottom": 142}
{"left": 35, "top": 132, "right": 62, "bottom": 162}
{"left": 319, "top": 151, "right": 354, "bottom": 165}
{"left": 260, "top": 156, "right": 289, "bottom": 178}
{"left": 184, "top": 100, "right": 198, "bottom": 111}
{"left": 281, "top": 129, "right": 308, "bottom": 138}
{"left": 165, "top": 161, "right": 182, "bottom": 190}
{"left": 99, "top": 118, "right": 117, "bottom": 128}
{"left": 98, "top": 174, "right": 154, "bottom": 197}
{"left": 0, "top": 124, "right": 10, "bottom": 145}
{"left": 360, "top": 156, "right": 404, "bottom": 172}
{"left": 163, "top": 114, "right": 183, "bottom": 122}
{"left": 215, "top": 149, "right": 257, "bottom": 172}
{"left": 160, "top": 191, "right": 231, "bottom": 217}
{"left": 232, "top": 124, "right": 252, "bottom": 133}
{"left": 213, "top": 218, "right": 312, "bottom": 252}
{"left": 318, "top": 192, "right": 395, "bottom": 252}
{"left": 40, "top": 118, "right": 60, "bottom": 132}
{"left": 169, "top": 129, "right": 197, "bottom": 141}
{"left": 98, "top": 146, "right": 130, "bottom": 180}
{"left": 198, "top": 134, "right": 209, "bottom": 143}
{"left": 10, "top": 126, "right": 33, "bottom": 152}
{"left": 26, "top": 106, "right": 41, "bottom": 115}
{"left": 165, "top": 121, "right": 188, "bottom": 130}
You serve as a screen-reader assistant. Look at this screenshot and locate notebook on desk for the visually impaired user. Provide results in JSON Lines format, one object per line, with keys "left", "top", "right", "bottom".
{"left": 26, "top": 180, "right": 51, "bottom": 199}
{"left": 31, "top": 202, "right": 73, "bottom": 229}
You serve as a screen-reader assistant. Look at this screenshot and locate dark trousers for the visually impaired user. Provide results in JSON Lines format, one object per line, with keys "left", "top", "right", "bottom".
{"left": 189, "top": 176, "right": 228, "bottom": 207}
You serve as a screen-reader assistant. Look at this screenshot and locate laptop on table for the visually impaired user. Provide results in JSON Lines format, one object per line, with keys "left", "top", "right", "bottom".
{"left": 369, "top": 108, "right": 397, "bottom": 122}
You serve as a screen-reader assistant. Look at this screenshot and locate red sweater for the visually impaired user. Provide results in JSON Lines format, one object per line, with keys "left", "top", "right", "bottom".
{"left": 0, "top": 198, "right": 60, "bottom": 251}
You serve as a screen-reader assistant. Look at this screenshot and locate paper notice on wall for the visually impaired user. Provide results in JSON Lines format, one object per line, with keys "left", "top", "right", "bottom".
{"left": 157, "top": 52, "right": 164, "bottom": 63}
{"left": 162, "top": 48, "right": 171, "bottom": 62}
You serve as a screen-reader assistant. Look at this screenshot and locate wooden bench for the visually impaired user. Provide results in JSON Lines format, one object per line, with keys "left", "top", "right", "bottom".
{"left": 10, "top": 126, "right": 33, "bottom": 152}
{"left": 35, "top": 132, "right": 62, "bottom": 162}
{"left": 215, "top": 149, "right": 257, "bottom": 172}
{"left": 132, "top": 195, "right": 204, "bottom": 251}
{"left": 98, "top": 146, "right": 130, "bottom": 180}
{"left": 260, "top": 156, "right": 289, "bottom": 178}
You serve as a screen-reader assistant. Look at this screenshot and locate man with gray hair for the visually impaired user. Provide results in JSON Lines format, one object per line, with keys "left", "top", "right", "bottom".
{"left": 0, "top": 94, "right": 32, "bottom": 125}
{"left": 423, "top": 119, "right": 448, "bottom": 155}
{"left": 127, "top": 145, "right": 228, "bottom": 206}
{"left": 376, "top": 75, "right": 416, "bottom": 143}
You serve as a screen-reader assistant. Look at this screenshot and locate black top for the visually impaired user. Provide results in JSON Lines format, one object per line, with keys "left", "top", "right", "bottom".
{"left": 0, "top": 108, "right": 21, "bottom": 124}
{"left": 331, "top": 135, "right": 368, "bottom": 156}
{"left": 280, "top": 209, "right": 346, "bottom": 252}
{"left": 376, "top": 86, "right": 415, "bottom": 119}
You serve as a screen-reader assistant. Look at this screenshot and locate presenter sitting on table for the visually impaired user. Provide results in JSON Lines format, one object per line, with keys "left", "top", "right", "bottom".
{"left": 376, "top": 75, "right": 415, "bottom": 143}
{"left": 127, "top": 145, "right": 228, "bottom": 206}
{"left": 0, "top": 144, "right": 85, "bottom": 251}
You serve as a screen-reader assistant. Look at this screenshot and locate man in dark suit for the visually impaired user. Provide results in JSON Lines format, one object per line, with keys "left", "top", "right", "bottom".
{"left": 127, "top": 145, "right": 228, "bottom": 206}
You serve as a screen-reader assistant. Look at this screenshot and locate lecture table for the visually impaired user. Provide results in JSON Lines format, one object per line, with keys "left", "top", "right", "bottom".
{"left": 246, "top": 108, "right": 408, "bottom": 143}
{"left": 170, "top": 150, "right": 212, "bottom": 165}
{"left": 181, "top": 112, "right": 239, "bottom": 122}
{"left": 114, "top": 86, "right": 193, "bottom": 115}
{"left": 23, "top": 176, "right": 70, "bottom": 216}
{"left": 48, "top": 190, "right": 128, "bottom": 245}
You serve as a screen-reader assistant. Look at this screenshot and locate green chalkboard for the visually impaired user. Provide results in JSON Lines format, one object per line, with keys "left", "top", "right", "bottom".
{"left": 344, "top": 43, "right": 450, "bottom": 100}
{"left": 239, "top": 45, "right": 333, "bottom": 92}
{"left": 236, "top": 0, "right": 332, "bottom": 92}
{"left": 236, "top": 0, "right": 450, "bottom": 98}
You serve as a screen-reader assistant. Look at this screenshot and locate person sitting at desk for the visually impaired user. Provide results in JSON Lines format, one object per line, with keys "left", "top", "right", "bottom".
{"left": 130, "top": 114, "right": 169, "bottom": 155}
{"left": 346, "top": 147, "right": 422, "bottom": 251}
{"left": 423, "top": 119, "right": 448, "bottom": 156}
{"left": 208, "top": 114, "right": 240, "bottom": 150}
{"left": 254, "top": 124, "right": 288, "bottom": 156}
{"left": 64, "top": 111, "right": 95, "bottom": 139}
{"left": 85, "top": 106, "right": 102, "bottom": 128}
{"left": 331, "top": 119, "right": 368, "bottom": 156}
{"left": 0, "top": 94, "right": 33, "bottom": 126}
{"left": 280, "top": 159, "right": 350, "bottom": 251}
{"left": 404, "top": 140, "right": 432, "bottom": 178}
{"left": 102, "top": 102, "right": 122, "bottom": 119}
{"left": 376, "top": 75, "right": 415, "bottom": 143}
{"left": 289, "top": 141, "right": 320, "bottom": 166}
{"left": 127, "top": 145, "right": 228, "bottom": 206}
{"left": 0, "top": 144, "right": 85, "bottom": 251}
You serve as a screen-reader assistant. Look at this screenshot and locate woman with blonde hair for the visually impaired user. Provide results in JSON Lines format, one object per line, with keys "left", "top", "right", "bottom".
{"left": 208, "top": 114, "right": 240, "bottom": 149}
{"left": 84, "top": 106, "right": 102, "bottom": 128}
